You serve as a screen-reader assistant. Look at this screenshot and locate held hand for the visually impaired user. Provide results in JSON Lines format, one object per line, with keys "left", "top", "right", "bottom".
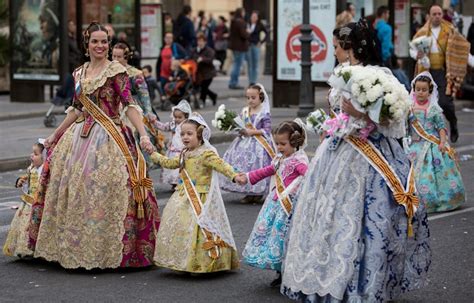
{"left": 44, "top": 133, "right": 57, "bottom": 148}
{"left": 146, "top": 113, "right": 157, "bottom": 123}
{"left": 341, "top": 98, "right": 364, "bottom": 119}
{"left": 140, "top": 135, "right": 154, "bottom": 154}
{"left": 234, "top": 173, "right": 248, "bottom": 185}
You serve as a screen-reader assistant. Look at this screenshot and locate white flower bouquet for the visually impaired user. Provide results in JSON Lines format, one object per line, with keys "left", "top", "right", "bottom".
{"left": 410, "top": 36, "right": 432, "bottom": 69}
{"left": 326, "top": 64, "right": 411, "bottom": 138}
{"left": 211, "top": 105, "right": 239, "bottom": 132}
{"left": 306, "top": 109, "right": 329, "bottom": 135}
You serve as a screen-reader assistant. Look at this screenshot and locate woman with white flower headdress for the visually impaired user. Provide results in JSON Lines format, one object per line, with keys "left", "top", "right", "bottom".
{"left": 406, "top": 71, "right": 465, "bottom": 213}
{"left": 150, "top": 112, "right": 243, "bottom": 273}
{"left": 220, "top": 84, "right": 274, "bottom": 204}
{"left": 281, "top": 20, "right": 431, "bottom": 302}
{"left": 151, "top": 99, "right": 192, "bottom": 187}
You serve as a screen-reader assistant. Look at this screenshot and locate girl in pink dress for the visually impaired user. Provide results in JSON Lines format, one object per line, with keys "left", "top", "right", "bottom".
{"left": 239, "top": 120, "right": 309, "bottom": 286}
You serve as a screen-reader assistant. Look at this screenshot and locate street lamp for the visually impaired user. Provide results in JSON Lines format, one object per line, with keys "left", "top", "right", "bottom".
{"left": 297, "top": 0, "right": 314, "bottom": 117}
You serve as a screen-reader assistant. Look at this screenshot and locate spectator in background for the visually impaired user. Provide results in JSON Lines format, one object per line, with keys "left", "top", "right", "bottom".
{"left": 142, "top": 65, "right": 160, "bottom": 103}
{"left": 67, "top": 20, "right": 82, "bottom": 72}
{"left": 164, "top": 12, "right": 173, "bottom": 34}
{"left": 467, "top": 22, "right": 474, "bottom": 56}
{"left": 374, "top": 6, "right": 393, "bottom": 67}
{"left": 196, "top": 16, "right": 214, "bottom": 49}
{"left": 390, "top": 55, "right": 410, "bottom": 91}
{"left": 214, "top": 16, "right": 229, "bottom": 74}
{"left": 156, "top": 32, "right": 187, "bottom": 107}
{"left": 104, "top": 23, "right": 118, "bottom": 46}
{"left": 247, "top": 11, "right": 267, "bottom": 85}
{"left": 192, "top": 33, "right": 218, "bottom": 106}
{"left": 228, "top": 8, "right": 249, "bottom": 89}
{"left": 174, "top": 5, "right": 196, "bottom": 53}
{"left": 336, "top": 2, "right": 356, "bottom": 28}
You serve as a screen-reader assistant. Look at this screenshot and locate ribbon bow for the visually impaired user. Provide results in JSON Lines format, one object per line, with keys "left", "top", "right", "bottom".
{"left": 130, "top": 177, "right": 153, "bottom": 219}
{"left": 393, "top": 191, "right": 419, "bottom": 237}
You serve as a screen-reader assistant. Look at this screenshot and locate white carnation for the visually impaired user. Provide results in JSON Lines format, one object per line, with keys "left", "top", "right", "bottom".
{"left": 211, "top": 119, "right": 218, "bottom": 128}
{"left": 351, "top": 83, "right": 361, "bottom": 96}
{"left": 366, "top": 84, "right": 383, "bottom": 102}
{"left": 385, "top": 93, "right": 396, "bottom": 106}
{"left": 217, "top": 120, "right": 222, "bottom": 129}
{"left": 218, "top": 104, "right": 226, "bottom": 112}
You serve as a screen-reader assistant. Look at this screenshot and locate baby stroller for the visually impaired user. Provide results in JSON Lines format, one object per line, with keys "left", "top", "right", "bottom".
{"left": 44, "top": 74, "right": 74, "bottom": 127}
{"left": 162, "top": 59, "right": 200, "bottom": 109}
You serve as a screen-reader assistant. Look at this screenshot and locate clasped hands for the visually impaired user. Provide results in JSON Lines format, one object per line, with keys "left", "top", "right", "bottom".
{"left": 234, "top": 173, "right": 248, "bottom": 185}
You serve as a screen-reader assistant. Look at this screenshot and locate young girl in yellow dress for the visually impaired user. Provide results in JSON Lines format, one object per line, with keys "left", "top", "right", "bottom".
{"left": 3, "top": 141, "right": 45, "bottom": 257}
{"left": 150, "top": 112, "right": 245, "bottom": 273}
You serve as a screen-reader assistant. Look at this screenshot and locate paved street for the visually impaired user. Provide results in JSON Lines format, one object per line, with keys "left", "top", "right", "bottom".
{"left": 0, "top": 107, "right": 473, "bottom": 301}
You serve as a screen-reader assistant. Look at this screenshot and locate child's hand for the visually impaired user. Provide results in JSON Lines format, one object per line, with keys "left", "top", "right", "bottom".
{"left": 234, "top": 173, "right": 248, "bottom": 185}
{"left": 239, "top": 129, "right": 250, "bottom": 137}
{"left": 439, "top": 141, "right": 447, "bottom": 153}
{"left": 16, "top": 178, "right": 25, "bottom": 188}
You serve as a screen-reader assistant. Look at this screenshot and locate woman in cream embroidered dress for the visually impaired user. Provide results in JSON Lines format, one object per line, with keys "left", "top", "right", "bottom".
{"left": 150, "top": 113, "right": 241, "bottom": 273}
{"left": 28, "top": 23, "right": 160, "bottom": 270}
{"left": 281, "top": 22, "right": 431, "bottom": 302}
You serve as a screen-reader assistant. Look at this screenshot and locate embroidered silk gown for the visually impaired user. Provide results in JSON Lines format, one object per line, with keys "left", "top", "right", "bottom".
{"left": 220, "top": 110, "right": 273, "bottom": 195}
{"left": 151, "top": 146, "right": 240, "bottom": 273}
{"left": 281, "top": 87, "right": 431, "bottom": 302}
{"left": 408, "top": 106, "right": 465, "bottom": 213}
{"left": 3, "top": 165, "right": 42, "bottom": 257}
{"left": 28, "top": 61, "right": 160, "bottom": 269}
{"left": 242, "top": 153, "right": 308, "bottom": 271}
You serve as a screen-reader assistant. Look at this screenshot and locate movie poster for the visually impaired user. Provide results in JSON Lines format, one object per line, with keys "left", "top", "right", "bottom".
{"left": 11, "top": 0, "right": 61, "bottom": 81}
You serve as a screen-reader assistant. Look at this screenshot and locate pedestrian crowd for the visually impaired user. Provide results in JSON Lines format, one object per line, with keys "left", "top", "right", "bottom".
{"left": 2, "top": 2, "right": 473, "bottom": 302}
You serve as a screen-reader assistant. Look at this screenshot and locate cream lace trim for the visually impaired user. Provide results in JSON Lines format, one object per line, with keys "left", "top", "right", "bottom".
{"left": 78, "top": 61, "right": 127, "bottom": 95}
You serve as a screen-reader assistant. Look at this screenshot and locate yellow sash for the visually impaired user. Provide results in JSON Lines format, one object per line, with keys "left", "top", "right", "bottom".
{"left": 179, "top": 167, "right": 229, "bottom": 260}
{"left": 245, "top": 122, "right": 276, "bottom": 159}
{"left": 20, "top": 194, "right": 34, "bottom": 205}
{"left": 411, "top": 118, "right": 457, "bottom": 161}
{"left": 345, "top": 136, "right": 419, "bottom": 237}
{"left": 77, "top": 94, "right": 152, "bottom": 219}
{"left": 274, "top": 164, "right": 293, "bottom": 216}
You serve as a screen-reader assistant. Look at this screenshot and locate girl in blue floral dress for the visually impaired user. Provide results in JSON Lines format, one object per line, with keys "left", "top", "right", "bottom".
{"left": 406, "top": 72, "right": 465, "bottom": 213}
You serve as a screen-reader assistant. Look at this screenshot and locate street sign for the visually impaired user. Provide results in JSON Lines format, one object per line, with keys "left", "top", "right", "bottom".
{"left": 276, "top": 0, "right": 335, "bottom": 82}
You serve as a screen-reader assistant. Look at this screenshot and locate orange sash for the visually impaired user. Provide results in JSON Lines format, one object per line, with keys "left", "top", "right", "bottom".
{"left": 20, "top": 194, "right": 34, "bottom": 205}
{"left": 245, "top": 122, "right": 276, "bottom": 159}
{"left": 412, "top": 118, "right": 457, "bottom": 161}
{"left": 345, "top": 136, "right": 419, "bottom": 237}
{"left": 274, "top": 168, "right": 293, "bottom": 216}
{"left": 78, "top": 94, "right": 152, "bottom": 219}
{"left": 179, "top": 168, "right": 229, "bottom": 260}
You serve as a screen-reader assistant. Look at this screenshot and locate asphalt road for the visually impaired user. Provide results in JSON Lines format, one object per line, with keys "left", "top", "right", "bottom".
{"left": 0, "top": 119, "right": 474, "bottom": 302}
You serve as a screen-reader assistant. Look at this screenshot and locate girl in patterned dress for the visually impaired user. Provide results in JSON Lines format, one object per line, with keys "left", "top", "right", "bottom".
{"left": 3, "top": 142, "right": 45, "bottom": 258}
{"left": 240, "top": 120, "right": 309, "bottom": 287}
{"left": 150, "top": 113, "right": 245, "bottom": 273}
{"left": 220, "top": 83, "right": 274, "bottom": 203}
{"left": 406, "top": 72, "right": 465, "bottom": 213}
{"left": 151, "top": 99, "right": 192, "bottom": 187}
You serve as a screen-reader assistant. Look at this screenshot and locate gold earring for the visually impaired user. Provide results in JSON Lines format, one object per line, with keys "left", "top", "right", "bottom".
{"left": 85, "top": 49, "right": 90, "bottom": 57}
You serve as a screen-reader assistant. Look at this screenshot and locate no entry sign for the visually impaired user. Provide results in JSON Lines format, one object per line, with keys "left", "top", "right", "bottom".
{"left": 277, "top": 0, "right": 335, "bottom": 81}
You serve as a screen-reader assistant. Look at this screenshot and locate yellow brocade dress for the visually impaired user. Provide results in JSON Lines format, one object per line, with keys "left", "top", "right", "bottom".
{"left": 151, "top": 146, "right": 240, "bottom": 273}
{"left": 3, "top": 165, "right": 41, "bottom": 257}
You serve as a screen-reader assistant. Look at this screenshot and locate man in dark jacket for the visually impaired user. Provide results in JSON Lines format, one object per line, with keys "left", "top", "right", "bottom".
{"left": 228, "top": 8, "right": 249, "bottom": 89}
{"left": 174, "top": 5, "right": 196, "bottom": 53}
{"left": 192, "top": 33, "right": 217, "bottom": 107}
